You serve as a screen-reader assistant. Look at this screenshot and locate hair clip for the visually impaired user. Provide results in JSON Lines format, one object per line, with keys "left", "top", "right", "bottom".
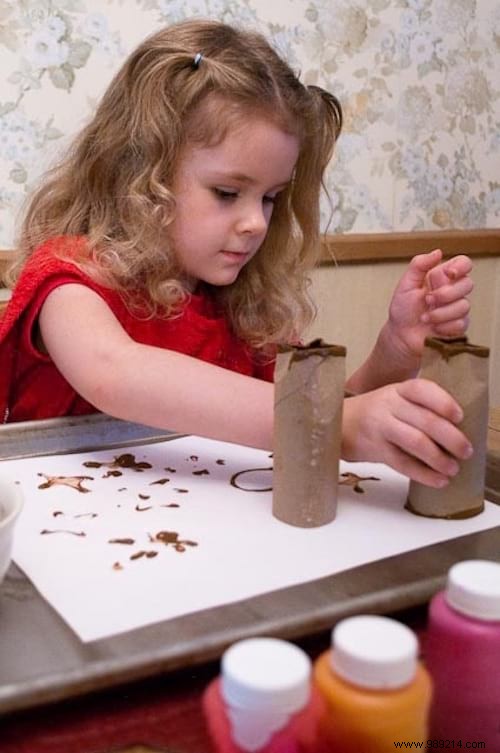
{"left": 192, "top": 52, "right": 203, "bottom": 69}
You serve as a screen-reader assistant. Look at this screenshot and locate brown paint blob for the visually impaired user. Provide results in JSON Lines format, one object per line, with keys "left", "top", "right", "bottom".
{"left": 83, "top": 454, "right": 152, "bottom": 472}
{"left": 152, "top": 530, "right": 198, "bottom": 553}
{"left": 108, "top": 538, "right": 135, "bottom": 545}
{"left": 339, "top": 472, "right": 380, "bottom": 494}
{"left": 130, "top": 550, "right": 158, "bottom": 561}
{"left": 37, "top": 473, "right": 94, "bottom": 493}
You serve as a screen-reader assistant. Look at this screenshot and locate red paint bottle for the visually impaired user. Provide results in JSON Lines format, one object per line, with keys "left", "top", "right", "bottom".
{"left": 202, "top": 637, "right": 322, "bottom": 752}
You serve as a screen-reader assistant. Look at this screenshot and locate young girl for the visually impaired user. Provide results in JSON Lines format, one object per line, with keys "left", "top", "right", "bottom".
{"left": 0, "top": 19, "right": 473, "bottom": 489}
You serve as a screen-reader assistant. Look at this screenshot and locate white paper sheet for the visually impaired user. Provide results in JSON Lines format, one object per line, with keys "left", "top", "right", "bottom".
{"left": 3, "top": 435, "right": 500, "bottom": 642}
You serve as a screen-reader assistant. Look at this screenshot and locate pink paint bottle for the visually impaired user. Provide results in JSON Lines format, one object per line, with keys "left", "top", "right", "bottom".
{"left": 426, "top": 559, "right": 500, "bottom": 748}
{"left": 202, "top": 637, "right": 322, "bottom": 753}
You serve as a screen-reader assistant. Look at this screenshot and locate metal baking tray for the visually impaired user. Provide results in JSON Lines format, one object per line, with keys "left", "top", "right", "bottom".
{"left": 0, "top": 414, "right": 499, "bottom": 715}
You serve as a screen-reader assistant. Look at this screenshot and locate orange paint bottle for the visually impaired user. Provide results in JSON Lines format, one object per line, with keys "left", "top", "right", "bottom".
{"left": 313, "top": 615, "right": 432, "bottom": 753}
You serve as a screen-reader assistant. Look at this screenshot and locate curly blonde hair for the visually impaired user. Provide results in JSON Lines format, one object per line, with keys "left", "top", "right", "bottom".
{"left": 11, "top": 19, "right": 342, "bottom": 348}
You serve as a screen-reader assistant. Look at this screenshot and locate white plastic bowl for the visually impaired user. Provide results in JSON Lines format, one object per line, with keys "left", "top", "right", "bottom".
{"left": 0, "top": 476, "right": 23, "bottom": 583}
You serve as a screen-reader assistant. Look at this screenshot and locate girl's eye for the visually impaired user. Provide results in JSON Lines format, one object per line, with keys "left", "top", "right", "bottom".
{"left": 213, "top": 188, "right": 238, "bottom": 201}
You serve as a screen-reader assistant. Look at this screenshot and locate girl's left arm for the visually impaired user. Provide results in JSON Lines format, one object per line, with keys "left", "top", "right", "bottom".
{"left": 346, "top": 249, "right": 473, "bottom": 394}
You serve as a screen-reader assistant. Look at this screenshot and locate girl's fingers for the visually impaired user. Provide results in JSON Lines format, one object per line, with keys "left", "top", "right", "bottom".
{"left": 444, "top": 255, "right": 473, "bottom": 278}
{"left": 345, "top": 382, "right": 473, "bottom": 488}
{"left": 401, "top": 249, "right": 443, "bottom": 290}
{"left": 382, "top": 384, "right": 473, "bottom": 484}
{"left": 387, "top": 421, "right": 460, "bottom": 478}
{"left": 425, "top": 276, "right": 474, "bottom": 307}
{"left": 382, "top": 443, "right": 453, "bottom": 488}
{"left": 397, "top": 378, "right": 463, "bottom": 424}
{"left": 433, "top": 317, "right": 470, "bottom": 336}
{"left": 427, "top": 255, "right": 472, "bottom": 290}
{"left": 387, "top": 397, "right": 472, "bottom": 469}
{"left": 421, "top": 298, "right": 470, "bottom": 325}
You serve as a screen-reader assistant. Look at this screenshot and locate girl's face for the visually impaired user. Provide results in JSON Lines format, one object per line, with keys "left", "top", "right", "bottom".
{"left": 168, "top": 115, "right": 299, "bottom": 291}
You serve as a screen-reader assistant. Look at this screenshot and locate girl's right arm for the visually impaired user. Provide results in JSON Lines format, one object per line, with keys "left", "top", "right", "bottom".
{"left": 39, "top": 284, "right": 471, "bottom": 488}
{"left": 38, "top": 284, "right": 275, "bottom": 451}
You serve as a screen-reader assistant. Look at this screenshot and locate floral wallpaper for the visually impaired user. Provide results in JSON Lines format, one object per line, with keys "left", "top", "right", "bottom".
{"left": 0, "top": 0, "right": 499, "bottom": 247}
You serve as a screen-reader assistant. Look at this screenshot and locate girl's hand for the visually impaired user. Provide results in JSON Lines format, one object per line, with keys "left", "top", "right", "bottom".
{"left": 341, "top": 379, "right": 473, "bottom": 487}
{"left": 386, "top": 248, "right": 473, "bottom": 365}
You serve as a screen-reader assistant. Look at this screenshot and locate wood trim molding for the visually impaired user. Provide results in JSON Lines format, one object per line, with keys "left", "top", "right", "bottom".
{"left": 321, "top": 228, "right": 500, "bottom": 264}
{"left": 1, "top": 229, "right": 499, "bottom": 279}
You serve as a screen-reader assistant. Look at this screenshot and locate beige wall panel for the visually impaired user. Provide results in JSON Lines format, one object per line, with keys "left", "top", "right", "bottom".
{"left": 308, "top": 258, "right": 500, "bottom": 406}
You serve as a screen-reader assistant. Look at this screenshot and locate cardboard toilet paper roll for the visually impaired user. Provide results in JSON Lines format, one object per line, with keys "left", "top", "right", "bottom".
{"left": 273, "top": 339, "right": 346, "bottom": 527}
{"left": 406, "top": 337, "right": 490, "bottom": 519}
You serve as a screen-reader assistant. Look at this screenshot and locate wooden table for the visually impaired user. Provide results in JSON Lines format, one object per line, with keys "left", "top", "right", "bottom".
{"left": 1, "top": 656, "right": 219, "bottom": 752}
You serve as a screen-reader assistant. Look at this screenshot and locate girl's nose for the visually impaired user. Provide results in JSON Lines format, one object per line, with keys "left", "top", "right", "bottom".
{"left": 235, "top": 202, "right": 269, "bottom": 236}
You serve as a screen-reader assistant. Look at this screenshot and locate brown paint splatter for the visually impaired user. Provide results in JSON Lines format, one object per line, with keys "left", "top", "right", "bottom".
{"left": 37, "top": 473, "right": 94, "bottom": 493}
{"left": 130, "top": 550, "right": 158, "bottom": 561}
{"left": 160, "top": 503, "right": 180, "bottom": 508}
{"left": 150, "top": 479, "right": 170, "bottom": 486}
{"left": 138, "top": 494, "right": 150, "bottom": 500}
{"left": 152, "top": 530, "right": 198, "bottom": 553}
{"left": 192, "top": 469, "right": 209, "bottom": 476}
{"left": 74, "top": 512, "right": 98, "bottom": 519}
{"left": 216, "top": 459, "right": 225, "bottom": 465}
{"left": 174, "top": 488, "right": 189, "bottom": 494}
{"left": 112, "top": 562, "right": 123, "bottom": 571}
{"left": 41, "top": 529, "right": 86, "bottom": 537}
{"left": 339, "top": 473, "right": 380, "bottom": 493}
{"left": 83, "top": 454, "right": 152, "bottom": 472}
{"left": 189, "top": 455, "right": 198, "bottom": 461}
{"left": 108, "top": 538, "right": 135, "bottom": 545}
{"left": 164, "top": 467, "right": 177, "bottom": 473}
{"left": 103, "top": 470, "right": 123, "bottom": 478}
{"left": 52, "top": 511, "right": 64, "bottom": 517}
{"left": 135, "top": 504, "right": 153, "bottom": 512}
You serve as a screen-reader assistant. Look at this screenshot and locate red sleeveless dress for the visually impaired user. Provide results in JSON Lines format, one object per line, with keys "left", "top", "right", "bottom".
{"left": 0, "top": 237, "right": 275, "bottom": 423}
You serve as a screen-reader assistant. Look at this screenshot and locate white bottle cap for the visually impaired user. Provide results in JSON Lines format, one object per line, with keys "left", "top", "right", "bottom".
{"left": 221, "top": 637, "right": 311, "bottom": 751}
{"left": 446, "top": 559, "right": 500, "bottom": 621}
{"left": 330, "top": 615, "right": 418, "bottom": 689}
